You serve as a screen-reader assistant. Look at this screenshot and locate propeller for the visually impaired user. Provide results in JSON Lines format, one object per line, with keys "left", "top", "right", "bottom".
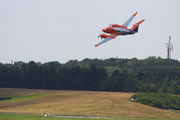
{"left": 97, "top": 35, "right": 103, "bottom": 39}
{"left": 97, "top": 31, "right": 102, "bottom": 39}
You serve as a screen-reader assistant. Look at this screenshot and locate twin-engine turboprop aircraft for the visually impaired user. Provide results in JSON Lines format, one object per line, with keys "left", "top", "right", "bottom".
{"left": 95, "top": 12, "right": 145, "bottom": 47}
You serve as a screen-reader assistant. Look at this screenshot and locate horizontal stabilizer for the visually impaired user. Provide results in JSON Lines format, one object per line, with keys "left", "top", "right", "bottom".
{"left": 131, "top": 19, "right": 145, "bottom": 31}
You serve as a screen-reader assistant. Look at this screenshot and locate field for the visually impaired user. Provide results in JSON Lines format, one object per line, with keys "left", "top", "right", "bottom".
{"left": 0, "top": 88, "right": 180, "bottom": 119}
{"left": 1, "top": 113, "right": 179, "bottom": 120}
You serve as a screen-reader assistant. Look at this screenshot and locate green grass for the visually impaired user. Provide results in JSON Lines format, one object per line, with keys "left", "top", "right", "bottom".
{"left": 0, "top": 113, "right": 179, "bottom": 120}
{"left": 0, "top": 93, "right": 49, "bottom": 103}
{"left": 0, "top": 113, "right": 58, "bottom": 120}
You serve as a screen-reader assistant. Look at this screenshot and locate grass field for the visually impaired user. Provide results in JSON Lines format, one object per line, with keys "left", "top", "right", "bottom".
{"left": 0, "top": 88, "right": 180, "bottom": 119}
{"left": 0, "top": 113, "right": 179, "bottom": 120}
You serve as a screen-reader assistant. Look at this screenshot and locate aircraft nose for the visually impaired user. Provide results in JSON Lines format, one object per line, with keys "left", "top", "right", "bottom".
{"left": 102, "top": 28, "right": 106, "bottom": 32}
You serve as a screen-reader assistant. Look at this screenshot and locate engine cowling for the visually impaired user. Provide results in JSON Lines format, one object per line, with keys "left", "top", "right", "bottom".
{"left": 100, "top": 34, "right": 115, "bottom": 39}
{"left": 112, "top": 24, "right": 127, "bottom": 29}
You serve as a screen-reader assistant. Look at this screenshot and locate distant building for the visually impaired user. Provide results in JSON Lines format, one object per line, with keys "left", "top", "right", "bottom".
{"left": 14, "top": 61, "right": 23, "bottom": 66}
{"left": 36, "top": 62, "right": 41, "bottom": 66}
{"left": 44, "top": 61, "right": 60, "bottom": 64}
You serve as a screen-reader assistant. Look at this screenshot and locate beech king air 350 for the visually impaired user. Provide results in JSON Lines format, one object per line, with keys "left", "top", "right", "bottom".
{"left": 95, "top": 12, "right": 145, "bottom": 47}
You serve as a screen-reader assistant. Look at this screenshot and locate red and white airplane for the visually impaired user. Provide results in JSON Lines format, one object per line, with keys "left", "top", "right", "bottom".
{"left": 95, "top": 12, "right": 145, "bottom": 47}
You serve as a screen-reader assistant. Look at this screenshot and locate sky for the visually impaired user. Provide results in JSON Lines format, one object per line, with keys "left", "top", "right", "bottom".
{"left": 0, "top": 0, "right": 180, "bottom": 64}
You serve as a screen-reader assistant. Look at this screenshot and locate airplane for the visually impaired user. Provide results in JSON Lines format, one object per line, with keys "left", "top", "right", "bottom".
{"left": 95, "top": 12, "right": 145, "bottom": 47}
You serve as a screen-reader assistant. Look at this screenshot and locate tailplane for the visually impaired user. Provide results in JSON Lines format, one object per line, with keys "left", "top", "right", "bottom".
{"left": 131, "top": 19, "right": 145, "bottom": 32}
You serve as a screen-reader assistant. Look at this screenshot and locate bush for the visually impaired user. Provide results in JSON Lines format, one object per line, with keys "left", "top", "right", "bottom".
{"left": 130, "top": 93, "right": 180, "bottom": 110}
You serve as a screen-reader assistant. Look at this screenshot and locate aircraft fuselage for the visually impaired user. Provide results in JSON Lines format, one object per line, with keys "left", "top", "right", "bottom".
{"left": 102, "top": 27, "right": 135, "bottom": 36}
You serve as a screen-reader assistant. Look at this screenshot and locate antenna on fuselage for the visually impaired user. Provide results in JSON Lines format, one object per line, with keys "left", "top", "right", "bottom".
{"left": 109, "top": 20, "right": 114, "bottom": 27}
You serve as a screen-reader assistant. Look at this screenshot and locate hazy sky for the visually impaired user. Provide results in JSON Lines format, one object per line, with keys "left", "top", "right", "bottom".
{"left": 1, "top": 0, "right": 180, "bottom": 64}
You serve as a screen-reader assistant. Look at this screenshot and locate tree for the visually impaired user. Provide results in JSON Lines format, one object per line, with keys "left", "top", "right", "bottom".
{"left": 159, "top": 77, "right": 169, "bottom": 93}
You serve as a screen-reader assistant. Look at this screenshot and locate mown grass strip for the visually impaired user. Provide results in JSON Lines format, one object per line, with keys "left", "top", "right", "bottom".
{"left": 0, "top": 93, "right": 49, "bottom": 103}
{"left": 0, "top": 113, "right": 58, "bottom": 120}
{"left": 0, "top": 113, "right": 179, "bottom": 120}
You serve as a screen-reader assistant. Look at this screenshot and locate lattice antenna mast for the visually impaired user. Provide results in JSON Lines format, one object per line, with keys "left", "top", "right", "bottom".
{"left": 166, "top": 35, "right": 173, "bottom": 66}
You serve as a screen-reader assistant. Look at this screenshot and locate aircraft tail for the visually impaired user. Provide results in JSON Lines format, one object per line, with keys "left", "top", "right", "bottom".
{"left": 133, "top": 26, "right": 139, "bottom": 32}
{"left": 131, "top": 19, "right": 145, "bottom": 32}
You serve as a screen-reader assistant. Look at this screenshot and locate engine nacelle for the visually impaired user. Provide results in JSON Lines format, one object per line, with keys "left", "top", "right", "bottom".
{"left": 100, "top": 34, "right": 115, "bottom": 39}
{"left": 112, "top": 24, "right": 127, "bottom": 29}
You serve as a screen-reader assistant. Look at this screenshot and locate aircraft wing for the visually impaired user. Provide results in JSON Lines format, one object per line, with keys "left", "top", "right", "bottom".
{"left": 95, "top": 34, "right": 117, "bottom": 47}
{"left": 122, "top": 12, "right": 137, "bottom": 27}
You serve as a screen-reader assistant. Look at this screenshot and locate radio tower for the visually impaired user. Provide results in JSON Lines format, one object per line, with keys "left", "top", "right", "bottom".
{"left": 166, "top": 35, "right": 173, "bottom": 66}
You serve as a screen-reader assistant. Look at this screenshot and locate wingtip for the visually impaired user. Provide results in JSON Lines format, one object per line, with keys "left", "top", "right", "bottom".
{"left": 139, "top": 19, "right": 145, "bottom": 23}
{"left": 95, "top": 44, "right": 99, "bottom": 47}
{"left": 133, "top": 12, "right": 137, "bottom": 17}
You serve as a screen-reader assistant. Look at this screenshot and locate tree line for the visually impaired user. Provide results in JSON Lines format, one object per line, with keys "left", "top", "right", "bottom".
{"left": 0, "top": 56, "right": 180, "bottom": 94}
